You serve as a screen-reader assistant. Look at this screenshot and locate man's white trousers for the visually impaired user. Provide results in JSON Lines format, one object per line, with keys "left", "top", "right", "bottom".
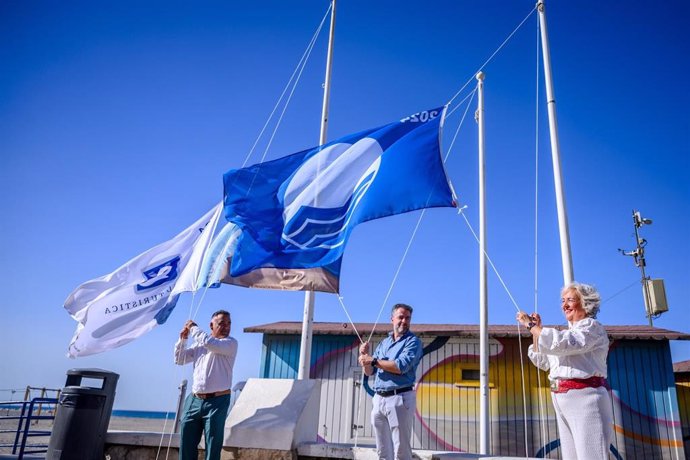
{"left": 371, "top": 391, "right": 416, "bottom": 460}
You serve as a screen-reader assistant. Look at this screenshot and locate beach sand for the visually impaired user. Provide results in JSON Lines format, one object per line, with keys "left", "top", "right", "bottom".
{"left": 1, "top": 412, "right": 174, "bottom": 453}
{"left": 108, "top": 415, "right": 177, "bottom": 433}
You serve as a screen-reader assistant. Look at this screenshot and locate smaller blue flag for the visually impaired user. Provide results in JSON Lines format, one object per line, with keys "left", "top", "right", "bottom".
{"left": 221, "top": 107, "right": 456, "bottom": 293}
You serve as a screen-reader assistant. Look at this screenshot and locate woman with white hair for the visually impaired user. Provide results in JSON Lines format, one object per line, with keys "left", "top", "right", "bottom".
{"left": 517, "top": 282, "right": 614, "bottom": 459}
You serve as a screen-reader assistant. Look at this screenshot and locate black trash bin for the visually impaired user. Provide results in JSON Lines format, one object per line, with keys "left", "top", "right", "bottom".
{"left": 46, "top": 368, "right": 119, "bottom": 460}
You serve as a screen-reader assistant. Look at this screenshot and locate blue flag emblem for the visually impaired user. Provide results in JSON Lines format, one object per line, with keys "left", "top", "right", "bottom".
{"left": 135, "top": 256, "right": 180, "bottom": 292}
{"left": 222, "top": 107, "right": 455, "bottom": 292}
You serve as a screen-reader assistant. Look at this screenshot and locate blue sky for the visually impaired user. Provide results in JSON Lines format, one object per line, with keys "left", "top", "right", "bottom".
{"left": 1, "top": 1, "right": 688, "bottom": 411}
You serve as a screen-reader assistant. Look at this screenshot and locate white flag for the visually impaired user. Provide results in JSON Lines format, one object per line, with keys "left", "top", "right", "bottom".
{"left": 65, "top": 202, "right": 223, "bottom": 358}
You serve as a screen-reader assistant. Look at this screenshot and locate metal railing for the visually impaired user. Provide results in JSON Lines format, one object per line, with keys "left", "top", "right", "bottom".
{"left": 0, "top": 397, "right": 58, "bottom": 457}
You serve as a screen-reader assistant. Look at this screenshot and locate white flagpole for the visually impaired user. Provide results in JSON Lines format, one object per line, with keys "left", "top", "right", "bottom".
{"left": 476, "top": 71, "right": 490, "bottom": 454}
{"left": 298, "top": 0, "right": 337, "bottom": 380}
{"left": 538, "top": 0, "right": 574, "bottom": 285}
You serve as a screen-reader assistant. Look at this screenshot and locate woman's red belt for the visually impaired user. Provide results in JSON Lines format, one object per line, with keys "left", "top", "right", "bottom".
{"left": 550, "top": 376, "right": 608, "bottom": 393}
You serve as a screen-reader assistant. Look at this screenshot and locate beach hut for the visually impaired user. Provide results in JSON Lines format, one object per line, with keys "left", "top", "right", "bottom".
{"left": 245, "top": 322, "right": 689, "bottom": 459}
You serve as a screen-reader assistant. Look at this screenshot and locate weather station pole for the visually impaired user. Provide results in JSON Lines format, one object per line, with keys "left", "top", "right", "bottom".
{"left": 619, "top": 210, "right": 657, "bottom": 326}
{"left": 476, "top": 71, "right": 490, "bottom": 455}
{"left": 538, "top": 0, "right": 574, "bottom": 285}
{"left": 298, "top": 0, "right": 337, "bottom": 380}
{"left": 633, "top": 213, "right": 654, "bottom": 326}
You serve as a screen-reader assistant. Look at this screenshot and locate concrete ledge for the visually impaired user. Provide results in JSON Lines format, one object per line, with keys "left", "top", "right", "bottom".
{"left": 221, "top": 447, "right": 298, "bottom": 460}
{"left": 296, "top": 443, "right": 539, "bottom": 460}
{"left": 106, "top": 430, "right": 180, "bottom": 448}
{"left": 103, "top": 434, "right": 538, "bottom": 460}
{"left": 297, "top": 443, "right": 379, "bottom": 459}
{"left": 105, "top": 431, "right": 181, "bottom": 460}
{"left": 105, "top": 432, "right": 296, "bottom": 460}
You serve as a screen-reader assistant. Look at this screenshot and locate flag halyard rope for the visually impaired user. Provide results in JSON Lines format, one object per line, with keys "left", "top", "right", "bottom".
{"left": 445, "top": 89, "right": 477, "bottom": 162}
{"left": 245, "top": 5, "right": 332, "bottom": 195}
{"left": 447, "top": 5, "right": 537, "bottom": 107}
{"left": 533, "top": 12, "right": 547, "bottom": 454}
{"left": 517, "top": 324, "right": 531, "bottom": 458}
{"left": 241, "top": 3, "right": 332, "bottom": 171}
{"left": 459, "top": 203, "right": 548, "bottom": 458}
{"left": 457, "top": 207, "right": 522, "bottom": 313}
{"left": 181, "top": 3, "right": 546, "bottom": 454}
{"left": 337, "top": 295, "right": 363, "bottom": 344}
{"left": 156, "top": 10, "right": 335, "bottom": 454}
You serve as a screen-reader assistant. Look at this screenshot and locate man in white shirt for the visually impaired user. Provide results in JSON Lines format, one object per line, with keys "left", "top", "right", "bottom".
{"left": 174, "top": 310, "right": 238, "bottom": 460}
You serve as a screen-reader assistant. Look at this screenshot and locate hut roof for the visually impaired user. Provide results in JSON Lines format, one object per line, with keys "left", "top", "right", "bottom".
{"left": 673, "top": 359, "right": 690, "bottom": 373}
{"left": 245, "top": 322, "right": 690, "bottom": 340}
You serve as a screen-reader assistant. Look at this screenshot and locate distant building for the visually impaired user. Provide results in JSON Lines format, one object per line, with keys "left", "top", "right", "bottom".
{"left": 246, "top": 322, "right": 689, "bottom": 459}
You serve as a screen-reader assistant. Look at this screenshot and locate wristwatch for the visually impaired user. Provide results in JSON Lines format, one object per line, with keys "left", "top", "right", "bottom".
{"left": 371, "top": 358, "right": 378, "bottom": 368}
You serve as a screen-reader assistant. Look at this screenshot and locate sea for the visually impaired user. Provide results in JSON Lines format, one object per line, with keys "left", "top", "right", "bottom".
{"left": 0, "top": 405, "right": 175, "bottom": 420}
{"left": 111, "top": 410, "right": 176, "bottom": 419}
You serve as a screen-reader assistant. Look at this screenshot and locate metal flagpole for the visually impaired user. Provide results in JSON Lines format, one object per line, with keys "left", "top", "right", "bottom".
{"left": 476, "top": 71, "right": 490, "bottom": 455}
{"left": 298, "top": 0, "right": 337, "bottom": 380}
{"left": 537, "top": 0, "right": 574, "bottom": 285}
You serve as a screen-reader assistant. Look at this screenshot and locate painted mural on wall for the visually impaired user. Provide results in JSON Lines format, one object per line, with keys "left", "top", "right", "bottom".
{"left": 261, "top": 333, "right": 685, "bottom": 458}
{"left": 606, "top": 341, "right": 684, "bottom": 459}
{"left": 675, "top": 371, "right": 690, "bottom": 456}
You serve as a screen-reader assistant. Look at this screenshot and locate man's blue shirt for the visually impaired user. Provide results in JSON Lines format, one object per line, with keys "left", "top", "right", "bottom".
{"left": 372, "top": 330, "right": 422, "bottom": 391}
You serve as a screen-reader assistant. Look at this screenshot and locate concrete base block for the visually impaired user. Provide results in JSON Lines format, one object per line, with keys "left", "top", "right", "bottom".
{"left": 104, "top": 444, "right": 180, "bottom": 460}
{"left": 222, "top": 447, "right": 298, "bottom": 460}
{"left": 106, "top": 430, "right": 180, "bottom": 447}
{"left": 296, "top": 442, "right": 540, "bottom": 460}
{"left": 224, "top": 378, "right": 321, "bottom": 451}
{"left": 105, "top": 431, "right": 181, "bottom": 460}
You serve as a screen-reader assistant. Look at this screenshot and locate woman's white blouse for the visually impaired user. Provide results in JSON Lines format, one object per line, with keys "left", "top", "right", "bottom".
{"left": 528, "top": 317, "right": 609, "bottom": 381}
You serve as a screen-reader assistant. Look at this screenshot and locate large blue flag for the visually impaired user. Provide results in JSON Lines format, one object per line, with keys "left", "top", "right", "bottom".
{"left": 221, "top": 107, "right": 456, "bottom": 293}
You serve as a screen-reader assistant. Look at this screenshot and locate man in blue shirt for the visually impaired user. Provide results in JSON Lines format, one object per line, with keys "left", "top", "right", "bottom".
{"left": 359, "top": 303, "right": 422, "bottom": 460}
